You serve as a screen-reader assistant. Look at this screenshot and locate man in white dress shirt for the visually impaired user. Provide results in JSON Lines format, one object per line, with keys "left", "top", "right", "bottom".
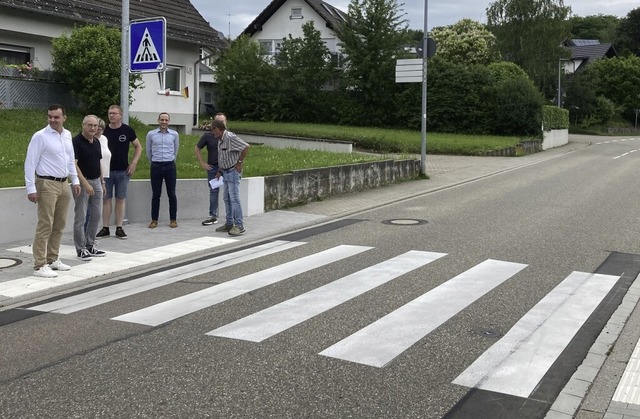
{"left": 24, "top": 104, "right": 81, "bottom": 278}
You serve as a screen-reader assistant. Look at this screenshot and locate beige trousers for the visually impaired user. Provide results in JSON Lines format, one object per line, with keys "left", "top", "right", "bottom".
{"left": 32, "top": 178, "right": 71, "bottom": 269}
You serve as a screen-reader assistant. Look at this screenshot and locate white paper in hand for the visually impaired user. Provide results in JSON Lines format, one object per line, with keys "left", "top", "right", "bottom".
{"left": 209, "top": 176, "right": 224, "bottom": 190}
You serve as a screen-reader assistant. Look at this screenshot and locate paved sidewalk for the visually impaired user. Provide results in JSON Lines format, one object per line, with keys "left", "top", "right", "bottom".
{"left": 1, "top": 137, "right": 638, "bottom": 418}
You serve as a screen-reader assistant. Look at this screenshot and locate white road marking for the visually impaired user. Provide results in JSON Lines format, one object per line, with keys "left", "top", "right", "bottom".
{"left": 613, "top": 149, "right": 640, "bottom": 159}
{"left": 453, "top": 271, "right": 619, "bottom": 398}
{"left": 111, "top": 245, "right": 373, "bottom": 327}
{"left": 320, "top": 259, "right": 528, "bottom": 368}
{"left": 207, "top": 250, "right": 447, "bottom": 342}
{"left": 28, "top": 240, "right": 304, "bottom": 314}
{"left": 1, "top": 237, "right": 237, "bottom": 298}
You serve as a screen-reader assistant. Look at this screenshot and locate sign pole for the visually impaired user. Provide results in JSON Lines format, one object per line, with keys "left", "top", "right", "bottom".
{"left": 121, "top": 0, "right": 130, "bottom": 124}
{"left": 420, "top": 0, "right": 428, "bottom": 175}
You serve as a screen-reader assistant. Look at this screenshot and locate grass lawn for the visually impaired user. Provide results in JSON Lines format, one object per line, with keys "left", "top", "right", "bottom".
{"left": 1, "top": 109, "right": 524, "bottom": 188}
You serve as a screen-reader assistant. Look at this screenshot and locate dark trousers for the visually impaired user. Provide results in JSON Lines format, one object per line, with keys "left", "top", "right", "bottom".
{"left": 150, "top": 161, "right": 177, "bottom": 221}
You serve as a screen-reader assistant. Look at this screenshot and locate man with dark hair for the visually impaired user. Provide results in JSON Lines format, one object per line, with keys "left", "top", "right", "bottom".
{"left": 212, "top": 118, "right": 250, "bottom": 236}
{"left": 98, "top": 104, "right": 142, "bottom": 239}
{"left": 146, "top": 112, "right": 179, "bottom": 228}
{"left": 194, "top": 113, "right": 226, "bottom": 226}
{"left": 24, "top": 104, "right": 81, "bottom": 278}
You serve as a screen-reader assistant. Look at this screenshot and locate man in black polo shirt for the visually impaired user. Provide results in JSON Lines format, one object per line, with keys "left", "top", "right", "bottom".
{"left": 72, "top": 115, "right": 106, "bottom": 261}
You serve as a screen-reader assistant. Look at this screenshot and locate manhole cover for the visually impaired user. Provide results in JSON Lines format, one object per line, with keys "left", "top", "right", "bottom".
{"left": 382, "top": 219, "right": 429, "bottom": 226}
{"left": 0, "top": 258, "right": 22, "bottom": 269}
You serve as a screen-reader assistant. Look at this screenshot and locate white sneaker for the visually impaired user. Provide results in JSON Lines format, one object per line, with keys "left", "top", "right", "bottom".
{"left": 49, "top": 259, "right": 71, "bottom": 271}
{"left": 34, "top": 265, "right": 58, "bottom": 278}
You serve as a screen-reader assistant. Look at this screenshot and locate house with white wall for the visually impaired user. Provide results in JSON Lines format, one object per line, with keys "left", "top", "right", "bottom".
{"left": 0, "top": 0, "right": 227, "bottom": 133}
{"left": 241, "top": 0, "right": 347, "bottom": 67}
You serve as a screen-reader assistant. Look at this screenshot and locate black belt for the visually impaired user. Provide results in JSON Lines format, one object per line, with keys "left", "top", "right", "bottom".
{"left": 222, "top": 166, "right": 235, "bottom": 171}
{"left": 37, "top": 175, "right": 67, "bottom": 182}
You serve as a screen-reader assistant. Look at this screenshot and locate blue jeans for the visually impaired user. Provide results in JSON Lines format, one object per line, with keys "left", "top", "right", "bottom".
{"left": 207, "top": 166, "right": 220, "bottom": 217}
{"left": 150, "top": 161, "right": 177, "bottom": 221}
{"left": 221, "top": 168, "right": 242, "bottom": 227}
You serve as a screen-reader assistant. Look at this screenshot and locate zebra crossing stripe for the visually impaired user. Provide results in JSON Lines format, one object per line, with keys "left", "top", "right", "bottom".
{"left": 27, "top": 241, "right": 305, "bottom": 314}
{"left": 453, "top": 271, "right": 619, "bottom": 398}
{"left": 207, "top": 250, "right": 447, "bottom": 342}
{"left": 319, "top": 259, "right": 528, "bottom": 368}
{"left": 111, "top": 245, "right": 373, "bottom": 327}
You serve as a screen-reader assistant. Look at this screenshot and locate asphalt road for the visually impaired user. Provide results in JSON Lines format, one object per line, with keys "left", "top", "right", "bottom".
{"left": 2, "top": 138, "right": 640, "bottom": 418}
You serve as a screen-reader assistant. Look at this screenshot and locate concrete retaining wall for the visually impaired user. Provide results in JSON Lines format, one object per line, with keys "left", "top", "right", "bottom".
{"left": 543, "top": 129, "right": 569, "bottom": 150}
{"left": 239, "top": 133, "right": 353, "bottom": 153}
{"left": 263, "top": 159, "right": 420, "bottom": 210}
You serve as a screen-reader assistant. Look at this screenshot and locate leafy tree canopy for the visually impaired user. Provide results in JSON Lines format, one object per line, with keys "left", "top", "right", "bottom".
{"left": 614, "top": 7, "right": 640, "bottom": 56}
{"left": 276, "top": 21, "right": 335, "bottom": 121}
{"left": 430, "top": 19, "right": 499, "bottom": 65}
{"left": 486, "top": 0, "right": 571, "bottom": 98}
{"left": 568, "top": 14, "right": 619, "bottom": 42}
{"left": 589, "top": 55, "right": 640, "bottom": 120}
{"left": 51, "top": 25, "right": 142, "bottom": 114}
{"left": 215, "top": 35, "right": 278, "bottom": 120}
{"left": 335, "top": 0, "right": 408, "bottom": 124}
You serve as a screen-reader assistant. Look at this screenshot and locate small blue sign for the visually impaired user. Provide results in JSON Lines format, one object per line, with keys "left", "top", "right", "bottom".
{"left": 130, "top": 17, "right": 166, "bottom": 73}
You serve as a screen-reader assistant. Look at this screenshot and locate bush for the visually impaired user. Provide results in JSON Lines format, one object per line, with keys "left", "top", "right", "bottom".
{"left": 542, "top": 105, "right": 569, "bottom": 130}
{"left": 489, "top": 77, "right": 545, "bottom": 136}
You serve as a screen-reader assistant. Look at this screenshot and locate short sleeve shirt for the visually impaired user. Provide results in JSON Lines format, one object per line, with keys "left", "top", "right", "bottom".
{"left": 196, "top": 132, "right": 219, "bottom": 167}
{"left": 72, "top": 133, "right": 102, "bottom": 180}
{"left": 217, "top": 130, "right": 248, "bottom": 170}
{"left": 104, "top": 123, "right": 137, "bottom": 171}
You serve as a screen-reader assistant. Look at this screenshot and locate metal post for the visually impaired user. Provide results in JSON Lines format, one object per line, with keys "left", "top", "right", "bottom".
{"left": 420, "top": 0, "right": 428, "bottom": 175}
{"left": 121, "top": 0, "right": 130, "bottom": 124}
{"left": 557, "top": 58, "right": 561, "bottom": 108}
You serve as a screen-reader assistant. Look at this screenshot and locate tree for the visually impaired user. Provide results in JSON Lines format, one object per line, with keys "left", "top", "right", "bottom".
{"left": 614, "top": 7, "right": 640, "bottom": 56}
{"left": 568, "top": 15, "right": 619, "bottom": 42}
{"left": 215, "top": 36, "right": 278, "bottom": 120}
{"left": 486, "top": 0, "right": 572, "bottom": 98}
{"left": 589, "top": 55, "right": 640, "bottom": 122}
{"left": 335, "top": 0, "right": 408, "bottom": 125}
{"left": 51, "top": 25, "right": 142, "bottom": 114}
{"left": 276, "top": 21, "right": 334, "bottom": 122}
{"left": 430, "top": 19, "right": 499, "bottom": 65}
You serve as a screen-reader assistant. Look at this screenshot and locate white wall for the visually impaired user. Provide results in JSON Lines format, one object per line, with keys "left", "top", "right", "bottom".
{"left": 542, "top": 129, "right": 569, "bottom": 150}
{"left": 0, "top": 177, "right": 265, "bottom": 245}
{"left": 249, "top": 0, "right": 341, "bottom": 52}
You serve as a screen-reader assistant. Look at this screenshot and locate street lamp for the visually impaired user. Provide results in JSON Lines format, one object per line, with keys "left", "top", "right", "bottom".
{"left": 557, "top": 58, "right": 569, "bottom": 108}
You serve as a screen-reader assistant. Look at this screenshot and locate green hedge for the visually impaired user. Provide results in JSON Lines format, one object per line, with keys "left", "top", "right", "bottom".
{"left": 542, "top": 105, "right": 569, "bottom": 130}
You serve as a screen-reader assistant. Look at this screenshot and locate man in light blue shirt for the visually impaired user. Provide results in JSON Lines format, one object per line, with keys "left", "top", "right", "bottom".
{"left": 145, "top": 112, "right": 179, "bottom": 228}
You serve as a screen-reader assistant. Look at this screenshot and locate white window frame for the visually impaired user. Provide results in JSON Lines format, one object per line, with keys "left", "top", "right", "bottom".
{"left": 157, "top": 65, "right": 184, "bottom": 96}
{"left": 0, "top": 44, "right": 31, "bottom": 65}
{"left": 290, "top": 7, "right": 303, "bottom": 19}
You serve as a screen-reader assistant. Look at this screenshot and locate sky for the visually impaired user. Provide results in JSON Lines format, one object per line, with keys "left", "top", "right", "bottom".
{"left": 191, "top": 0, "right": 638, "bottom": 41}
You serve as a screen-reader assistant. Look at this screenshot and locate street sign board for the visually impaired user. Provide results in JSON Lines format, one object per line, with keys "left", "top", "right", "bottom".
{"left": 130, "top": 17, "right": 166, "bottom": 73}
{"left": 396, "top": 58, "right": 423, "bottom": 83}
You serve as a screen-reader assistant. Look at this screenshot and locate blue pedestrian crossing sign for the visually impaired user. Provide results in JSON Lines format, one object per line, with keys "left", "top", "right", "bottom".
{"left": 129, "top": 17, "right": 166, "bottom": 73}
